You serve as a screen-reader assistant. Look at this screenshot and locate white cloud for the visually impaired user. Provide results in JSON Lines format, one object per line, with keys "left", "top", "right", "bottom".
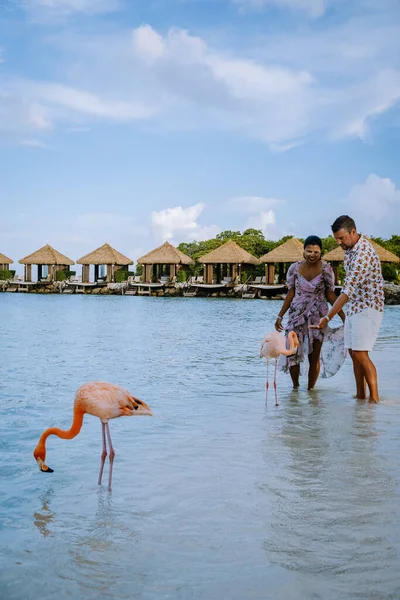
{"left": 342, "top": 174, "right": 400, "bottom": 236}
{"left": 132, "top": 24, "right": 166, "bottom": 64}
{"left": 245, "top": 209, "right": 278, "bottom": 238}
{"left": 20, "top": 138, "right": 52, "bottom": 148}
{"left": 2, "top": 11, "right": 400, "bottom": 147}
{"left": 20, "top": 0, "right": 120, "bottom": 20}
{"left": 151, "top": 203, "right": 220, "bottom": 242}
{"left": 233, "top": 0, "right": 326, "bottom": 18}
{"left": 0, "top": 79, "right": 154, "bottom": 139}
{"left": 229, "top": 196, "right": 285, "bottom": 213}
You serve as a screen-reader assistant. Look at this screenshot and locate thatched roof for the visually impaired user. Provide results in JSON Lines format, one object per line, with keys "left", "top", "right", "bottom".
{"left": 259, "top": 238, "right": 304, "bottom": 263}
{"left": 323, "top": 238, "right": 399, "bottom": 263}
{"left": 0, "top": 252, "right": 13, "bottom": 264}
{"left": 137, "top": 241, "right": 194, "bottom": 265}
{"left": 19, "top": 244, "right": 74, "bottom": 265}
{"left": 77, "top": 243, "right": 133, "bottom": 265}
{"left": 198, "top": 239, "right": 259, "bottom": 264}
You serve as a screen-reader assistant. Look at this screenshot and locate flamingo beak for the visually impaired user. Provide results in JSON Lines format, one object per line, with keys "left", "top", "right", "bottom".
{"left": 36, "top": 458, "right": 54, "bottom": 473}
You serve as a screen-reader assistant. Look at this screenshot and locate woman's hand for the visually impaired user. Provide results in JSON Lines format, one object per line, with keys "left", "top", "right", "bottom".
{"left": 275, "top": 317, "right": 284, "bottom": 332}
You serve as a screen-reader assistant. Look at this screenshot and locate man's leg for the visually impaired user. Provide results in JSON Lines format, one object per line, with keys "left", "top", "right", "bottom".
{"left": 351, "top": 350, "right": 379, "bottom": 402}
{"left": 308, "top": 339, "right": 322, "bottom": 390}
{"left": 348, "top": 349, "right": 367, "bottom": 399}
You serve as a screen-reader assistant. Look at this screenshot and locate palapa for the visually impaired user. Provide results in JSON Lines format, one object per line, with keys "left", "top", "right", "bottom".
{"left": 259, "top": 238, "right": 304, "bottom": 263}
{"left": 19, "top": 244, "right": 74, "bottom": 265}
{"left": 77, "top": 243, "right": 133, "bottom": 266}
{"left": 137, "top": 241, "right": 194, "bottom": 265}
{"left": 198, "top": 240, "right": 259, "bottom": 264}
{"left": 0, "top": 252, "right": 13, "bottom": 265}
{"left": 323, "top": 239, "right": 399, "bottom": 263}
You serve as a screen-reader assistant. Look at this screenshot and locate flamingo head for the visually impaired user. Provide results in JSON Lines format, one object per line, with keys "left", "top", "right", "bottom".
{"left": 132, "top": 398, "right": 153, "bottom": 416}
{"left": 33, "top": 444, "right": 54, "bottom": 473}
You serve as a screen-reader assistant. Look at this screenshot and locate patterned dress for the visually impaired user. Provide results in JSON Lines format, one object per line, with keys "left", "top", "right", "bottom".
{"left": 279, "top": 260, "right": 345, "bottom": 376}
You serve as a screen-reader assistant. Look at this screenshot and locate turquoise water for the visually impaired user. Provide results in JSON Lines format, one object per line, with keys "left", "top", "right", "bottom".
{"left": 1, "top": 295, "right": 400, "bottom": 600}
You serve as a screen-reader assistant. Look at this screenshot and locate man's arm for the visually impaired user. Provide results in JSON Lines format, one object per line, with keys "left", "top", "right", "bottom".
{"left": 326, "top": 290, "right": 346, "bottom": 323}
{"left": 310, "top": 292, "right": 348, "bottom": 329}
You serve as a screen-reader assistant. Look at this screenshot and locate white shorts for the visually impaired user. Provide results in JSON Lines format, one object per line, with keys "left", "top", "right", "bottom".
{"left": 344, "top": 307, "right": 383, "bottom": 351}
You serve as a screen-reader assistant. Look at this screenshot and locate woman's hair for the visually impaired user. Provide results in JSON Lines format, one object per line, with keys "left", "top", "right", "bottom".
{"left": 303, "top": 235, "right": 322, "bottom": 250}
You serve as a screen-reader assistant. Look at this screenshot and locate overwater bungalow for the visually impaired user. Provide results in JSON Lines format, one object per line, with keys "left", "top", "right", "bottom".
{"left": 137, "top": 241, "right": 194, "bottom": 285}
{"left": 197, "top": 239, "right": 259, "bottom": 286}
{"left": 77, "top": 243, "right": 133, "bottom": 284}
{"left": 259, "top": 238, "right": 304, "bottom": 284}
{"left": 323, "top": 239, "right": 399, "bottom": 284}
{"left": 0, "top": 253, "right": 13, "bottom": 271}
{"left": 19, "top": 244, "right": 74, "bottom": 283}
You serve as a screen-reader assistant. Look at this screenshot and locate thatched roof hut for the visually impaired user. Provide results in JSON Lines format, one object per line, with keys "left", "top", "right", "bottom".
{"left": 198, "top": 240, "right": 258, "bottom": 284}
{"left": 323, "top": 238, "right": 399, "bottom": 285}
{"left": 137, "top": 241, "right": 194, "bottom": 283}
{"left": 258, "top": 238, "right": 304, "bottom": 284}
{"left": 0, "top": 252, "right": 13, "bottom": 270}
{"left": 323, "top": 239, "right": 399, "bottom": 263}
{"left": 19, "top": 244, "right": 74, "bottom": 282}
{"left": 259, "top": 238, "right": 304, "bottom": 263}
{"left": 77, "top": 243, "right": 133, "bottom": 283}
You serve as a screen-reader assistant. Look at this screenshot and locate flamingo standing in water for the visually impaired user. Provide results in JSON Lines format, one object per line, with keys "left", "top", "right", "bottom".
{"left": 260, "top": 331, "right": 299, "bottom": 405}
{"left": 33, "top": 381, "right": 153, "bottom": 491}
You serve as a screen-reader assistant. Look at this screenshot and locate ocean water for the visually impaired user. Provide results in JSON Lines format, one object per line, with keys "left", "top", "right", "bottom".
{"left": 0, "top": 294, "right": 399, "bottom": 600}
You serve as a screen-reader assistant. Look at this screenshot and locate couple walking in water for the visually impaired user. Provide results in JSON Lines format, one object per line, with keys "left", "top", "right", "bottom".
{"left": 275, "top": 215, "right": 384, "bottom": 402}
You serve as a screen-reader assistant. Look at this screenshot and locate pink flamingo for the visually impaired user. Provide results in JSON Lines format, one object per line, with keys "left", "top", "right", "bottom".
{"left": 260, "top": 331, "right": 299, "bottom": 405}
{"left": 33, "top": 381, "right": 153, "bottom": 491}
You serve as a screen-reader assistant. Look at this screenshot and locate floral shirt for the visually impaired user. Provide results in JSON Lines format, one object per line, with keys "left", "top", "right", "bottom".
{"left": 342, "top": 235, "right": 384, "bottom": 317}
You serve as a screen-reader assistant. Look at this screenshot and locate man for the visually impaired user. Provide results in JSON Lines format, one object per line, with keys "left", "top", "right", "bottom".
{"left": 311, "top": 215, "right": 384, "bottom": 402}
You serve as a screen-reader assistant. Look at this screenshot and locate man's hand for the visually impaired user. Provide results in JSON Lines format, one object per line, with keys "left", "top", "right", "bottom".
{"left": 309, "top": 316, "right": 329, "bottom": 330}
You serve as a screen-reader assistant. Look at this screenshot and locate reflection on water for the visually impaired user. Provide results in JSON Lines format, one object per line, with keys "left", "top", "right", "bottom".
{"left": 0, "top": 297, "right": 400, "bottom": 600}
{"left": 33, "top": 489, "right": 55, "bottom": 538}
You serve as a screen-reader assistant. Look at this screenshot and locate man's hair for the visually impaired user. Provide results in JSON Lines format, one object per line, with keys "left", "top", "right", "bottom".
{"left": 331, "top": 215, "right": 356, "bottom": 233}
{"left": 304, "top": 235, "right": 322, "bottom": 250}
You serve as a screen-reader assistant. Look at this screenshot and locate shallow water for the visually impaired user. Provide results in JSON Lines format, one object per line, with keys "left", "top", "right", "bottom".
{"left": 0, "top": 295, "right": 399, "bottom": 600}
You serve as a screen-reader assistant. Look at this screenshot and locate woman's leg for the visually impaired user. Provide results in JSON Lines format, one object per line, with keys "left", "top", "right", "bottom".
{"left": 308, "top": 339, "right": 322, "bottom": 390}
{"left": 289, "top": 365, "right": 300, "bottom": 388}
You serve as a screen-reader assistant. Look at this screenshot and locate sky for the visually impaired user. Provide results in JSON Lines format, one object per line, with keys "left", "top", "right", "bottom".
{"left": 1, "top": 0, "right": 400, "bottom": 272}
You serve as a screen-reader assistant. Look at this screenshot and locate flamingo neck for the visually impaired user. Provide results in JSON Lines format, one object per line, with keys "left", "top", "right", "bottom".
{"left": 281, "top": 334, "right": 297, "bottom": 356}
{"left": 34, "top": 407, "right": 85, "bottom": 461}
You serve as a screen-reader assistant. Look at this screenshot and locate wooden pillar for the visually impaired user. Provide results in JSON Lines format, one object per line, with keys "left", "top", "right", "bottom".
{"left": 232, "top": 264, "right": 238, "bottom": 281}
{"left": 144, "top": 264, "right": 151, "bottom": 283}
{"left": 26, "top": 264, "right": 32, "bottom": 282}
{"left": 205, "top": 264, "right": 213, "bottom": 284}
{"left": 82, "top": 264, "right": 89, "bottom": 283}
{"left": 267, "top": 264, "right": 275, "bottom": 284}
{"left": 332, "top": 263, "right": 339, "bottom": 285}
{"left": 106, "top": 264, "right": 113, "bottom": 282}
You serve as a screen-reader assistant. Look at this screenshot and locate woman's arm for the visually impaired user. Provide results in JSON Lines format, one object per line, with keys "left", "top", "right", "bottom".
{"left": 275, "top": 287, "right": 295, "bottom": 332}
{"left": 326, "top": 290, "right": 345, "bottom": 323}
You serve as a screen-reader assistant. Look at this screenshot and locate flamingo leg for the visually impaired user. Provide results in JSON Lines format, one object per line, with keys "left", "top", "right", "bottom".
{"left": 274, "top": 360, "right": 279, "bottom": 406}
{"left": 98, "top": 422, "right": 107, "bottom": 486}
{"left": 105, "top": 423, "right": 116, "bottom": 492}
{"left": 266, "top": 361, "right": 269, "bottom": 405}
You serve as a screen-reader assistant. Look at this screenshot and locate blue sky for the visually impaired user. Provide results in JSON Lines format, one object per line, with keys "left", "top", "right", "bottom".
{"left": 1, "top": 0, "right": 400, "bottom": 272}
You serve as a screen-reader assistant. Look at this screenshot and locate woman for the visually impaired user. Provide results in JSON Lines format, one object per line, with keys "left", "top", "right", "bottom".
{"left": 275, "top": 235, "right": 345, "bottom": 390}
